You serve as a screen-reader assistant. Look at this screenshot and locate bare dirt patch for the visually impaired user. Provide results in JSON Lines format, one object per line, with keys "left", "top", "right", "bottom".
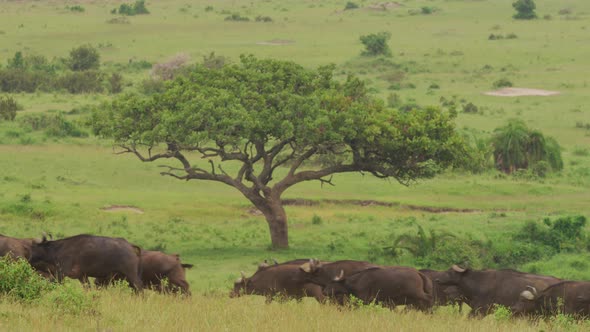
{"left": 101, "top": 205, "right": 144, "bottom": 214}
{"left": 484, "top": 88, "right": 560, "bottom": 97}
{"left": 281, "top": 198, "right": 486, "bottom": 213}
{"left": 256, "top": 39, "right": 295, "bottom": 46}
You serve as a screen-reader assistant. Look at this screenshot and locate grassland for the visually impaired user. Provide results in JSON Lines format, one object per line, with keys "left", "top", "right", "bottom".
{"left": 1, "top": 0, "right": 590, "bottom": 330}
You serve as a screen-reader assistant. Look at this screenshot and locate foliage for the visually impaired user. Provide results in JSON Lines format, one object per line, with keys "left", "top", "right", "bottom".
{"left": 66, "top": 5, "right": 85, "bottom": 13}
{"left": 513, "top": 215, "right": 588, "bottom": 253}
{"left": 57, "top": 70, "right": 104, "bottom": 93}
{"left": 0, "top": 95, "right": 19, "bottom": 121}
{"left": 42, "top": 280, "right": 96, "bottom": 316}
{"left": 67, "top": 45, "right": 100, "bottom": 71}
{"left": 513, "top": 0, "right": 537, "bottom": 20}
{"left": 108, "top": 72, "right": 124, "bottom": 94}
{"left": 116, "top": 0, "right": 150, "bottom": 16}
{"left": 360, "top": 32, "right": 392, "bottom": 57}
{"left": 0, "top": 68, "right": 52, "bottom": 92}
{"left": 491, "top": 119, "right": 563, "bottom": 174}
{"left": 463, "top": 102, "right": 478, "bottom": 114}
{"left": 92, "top": 55, "right": 465, "bottom": 248}
{"left": 493, "top": 305, "right": 512, "bottom": 322}
{"left": 493, "top": 78, "right": 513, "bottom": 88}
{"left": 458, "top": 130, "right": 493, "bottom": 173}
{"left": 255, "top": 16, "right": 273, "bottom": 22}
{"left": 344, "top": 2, "right": 359, "bottom": 10}
{"left": 202, "top": 52, "right": 227, "bottom": 70}
{"left": 18, "top": 112, "right": 88, "bottom": 138}
{"left": 225, "top": 13, "right": 250, "bottom": 22}
{"left": 0, "top": 257, "right": 54, "bottom": 302}
{"left": 151, "top": 53, "right": 190, "bottom": 80}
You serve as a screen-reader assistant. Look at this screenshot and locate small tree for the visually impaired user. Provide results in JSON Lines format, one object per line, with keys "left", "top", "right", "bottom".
{"left": 513, "top": 0, "right": 537, "bottom": 20}
{"left": 360, "top": 32, "right": 392, "bottom": 57}
{"left": 67, "top": 45, "right": 100, "bottom": 71}
{"left": 92, "top": 55, "right": 466, "bottom": 249}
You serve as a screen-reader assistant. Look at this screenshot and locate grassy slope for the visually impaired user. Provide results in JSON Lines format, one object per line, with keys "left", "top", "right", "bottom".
{"left": 1, "top": 0, "right": 590, "bottom": 329}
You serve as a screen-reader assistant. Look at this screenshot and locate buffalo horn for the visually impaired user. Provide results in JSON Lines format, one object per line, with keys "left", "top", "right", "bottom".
{"left": 520, "top": 290, "right": 535, "bottom": 301}
{"left": 240, "top": 271, "right": 246, "bottom": 279}
{"left": 452, "top": 264, "right": 466, "bottom": 273}
{"left": 333, "top": 269, "right": 344, "bottom": 281}
{"left": 526, "top": 285, "right": 537, "bottom": 296}
{"left": 300, "top": 262, "right": 312, "bottom": 273}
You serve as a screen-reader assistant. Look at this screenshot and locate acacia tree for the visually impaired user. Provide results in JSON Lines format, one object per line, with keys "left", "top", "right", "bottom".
{"left": 92, "top": 55, "right": 465, "bottom": 249}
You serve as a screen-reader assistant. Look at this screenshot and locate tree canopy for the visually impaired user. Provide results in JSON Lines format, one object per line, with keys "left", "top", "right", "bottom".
{"left": 92, "top": 55, "right": 466, "bottom": 248}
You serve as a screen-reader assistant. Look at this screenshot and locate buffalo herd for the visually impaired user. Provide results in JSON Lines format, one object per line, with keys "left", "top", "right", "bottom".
{"left": 3, "top": 232, "right": 590, "bottom": 319}
{"left": 0, "top": 233, "right": 192, "bottom": 294}
{"left": 232, "top": 259, "right": 590, "bottom": 319}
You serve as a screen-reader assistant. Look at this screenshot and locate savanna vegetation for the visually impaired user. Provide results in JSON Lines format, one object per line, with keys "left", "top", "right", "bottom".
{"left": 0, "top": 0, "right": 589, "bottom": 330}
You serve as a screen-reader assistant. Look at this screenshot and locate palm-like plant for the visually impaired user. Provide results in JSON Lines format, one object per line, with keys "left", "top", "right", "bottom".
{"left": 387, "top": 225, "right": 456, "bottom": 259}
{"left": 491, "top": 119, "right": 563, "bottom": 174}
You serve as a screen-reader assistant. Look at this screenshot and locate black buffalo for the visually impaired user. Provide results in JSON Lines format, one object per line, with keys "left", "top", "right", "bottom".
{"left": 420, "top": 269, "right": 464, "bottom": 310}
{"left": 322, "top": 266, "right": 434, "bottom": 311}
{"left": 230, "top": 263, "right": 324, "bottom": 302}
{"left": 299, "top": 259, "right": 379, "bottom": 287}
{"left": 30, "top": 234, "right": 143, "bottom": 290}
{"left": 95, "top": 250, "right": 192, "bottom": 294}
{"left": 511, "top": 281, "right": 590, "bottom": 318}
{"left": 436, "top": 265, "right": 561, "bottom": 316}
{"left": 0, "top": 234, "right": 34, "bottom": 260}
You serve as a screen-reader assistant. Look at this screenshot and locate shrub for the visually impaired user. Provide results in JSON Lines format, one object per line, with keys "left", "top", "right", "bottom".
{"left": 421, "top": 6, "right": 434, "bottom": 15}
{"left": 116, "top": 0, "right": 149, "bottom": 16}
{"left": 66, "top": 5, "right": 85, "bottom": 12}
{"left": 513, "top": 0, "right": 537, "bottom": 20}
{"left": 225, "top": 13, "right": 250, "bottom": 21}
{"left": 311, "top": 214, "right": 323, "bottom": 225}
{"left": 202, "top": 52, "right": 226, "bottom": 69}
{"left": 18, "top": 113, "right": 88, "bottom": 138}
{"left": 344, "top": 2, "right": 359, "bottom": 10}
{"left": 205, "top": 6, "right": 214, "bottom": 12}
{"left": 513, "top": 216, "right": 588, "bottom": 253}
{"left": 57, "top": 70, "right": 104, "bottom": 93}
{"left": 43, "top": 280, "right": 96, "bottom": 315}
{"left": 360, "top": 32, "right": 391, "bottom": 56}
{"left": 151, "top": 53, "right": 190, "bottom": 80}
{"left": 493, "top": 78, "right": 513, "bottom": 88}
{"left": 463, "top": 102, "right": 478, "bottom": 114}
{"left": 0, "top": 95, "right": 18, "bottom": 121}
{"left": 140, "top": 78, "right": 165, "bottom": 94}
{"left": 255, "top": 16, "right": 273, "bottom": 22}
{"left": 572, "top": 146, "right": 590, "bottom": 157}
{"left": 0, "top": 68, "right": 52, "bottom": 92}
{"left": 108, "top": 72, "right": 124, "bottom": 94}
{"left": 0, "top": 256, "right": 54, "bottom": 302}
{"left": 506, "top": 33, "right": 518, "bottom": 39}
{"left": 67, "top": 44, "right": 100, "bottom": 71}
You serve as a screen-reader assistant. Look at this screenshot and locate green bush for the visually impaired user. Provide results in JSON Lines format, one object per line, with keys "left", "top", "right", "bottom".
{"left": 0, "top": 95, "right": 19, "bottom": 121}
{"left": 67, "top": 44, "right": 100, "bottom": 71}
{"left": 66, "top": 5, "right": 85, "bottom": 12}
{"left": 43, "top": 280, "right": 96, "bottom": 315}
{"left": 116, "top": 0, "right": 149, "bottom": 16}
{"left": 360, "top": 32, "right": 392, "bottom": 57}
{"left": 493, "top": 78, "right": 513, "bottom": 88}
{"left": 255, "top": 16, "right": 273, "bottom": 22}
{"left": 0, "top": 256, "right": 54, "bottom": 302}
{"left": 513, "top": 0, "right": 537, "bottom": 20}
{"left": 0, "top": 68, "right": 52, "bottom": 92}
{"left": 225, "top": 13, "right": 250, "bottom": 21}
{"left": 57, "top": 70, "right": 104, "bottom": 93}
{"left": 513, "top": 216, "right": 588, "bottom": 253}
{"left": 18, "top": 113, "right": 88, "bottom": 138}
{"left": 108, "top": 72, "right": 124, "bottom": 94}
{"left": 345, "top": 2, "right": 359, "bottom": 10}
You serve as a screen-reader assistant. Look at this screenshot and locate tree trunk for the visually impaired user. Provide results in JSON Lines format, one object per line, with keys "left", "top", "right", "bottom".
{"left": 262, "top": 199, "right": 289, "bottom": 249}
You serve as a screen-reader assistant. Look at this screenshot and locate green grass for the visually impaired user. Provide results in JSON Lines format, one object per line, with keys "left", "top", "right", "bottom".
{"left": 1, "top": 0, "right": 590, "bottom": 329}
